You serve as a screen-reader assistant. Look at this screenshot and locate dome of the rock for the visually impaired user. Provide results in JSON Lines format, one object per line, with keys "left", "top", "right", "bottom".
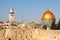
{"left": 42, "top": 10, "right": 55, "bottom": 20}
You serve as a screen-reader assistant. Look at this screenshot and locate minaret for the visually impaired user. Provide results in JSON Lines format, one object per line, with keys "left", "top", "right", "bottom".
{"left": 9, "top": 8, "right": 14, "bottom": 23}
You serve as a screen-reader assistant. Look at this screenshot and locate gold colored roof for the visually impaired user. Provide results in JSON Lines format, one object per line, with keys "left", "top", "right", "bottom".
{"left": 42, "top": 10, "right": 55, "bottom": 20}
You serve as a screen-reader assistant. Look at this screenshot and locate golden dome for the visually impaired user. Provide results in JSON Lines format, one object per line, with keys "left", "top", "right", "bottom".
{"left": 42, "top": 10, "right": 55, "bottom": 20}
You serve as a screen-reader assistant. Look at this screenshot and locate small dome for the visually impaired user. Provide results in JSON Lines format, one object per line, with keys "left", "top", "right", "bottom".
{"left": 42, "top": 10, "right": 55, "bottom": 20}
{"left": 10, "top": 8, "right": 14, "bottom": 12}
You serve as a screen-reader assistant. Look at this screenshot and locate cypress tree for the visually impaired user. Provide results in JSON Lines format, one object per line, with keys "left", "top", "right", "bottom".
{"left": 57, "top": 19, "right": 60, "bottom": 30}
{"left": 51, "top": 19, "right": 56, "bottom": 30}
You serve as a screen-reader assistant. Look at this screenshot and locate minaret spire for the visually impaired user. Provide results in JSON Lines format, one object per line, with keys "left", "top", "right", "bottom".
{"left": 9, "top": 8, "right": 14, "bottom": 23}
{"left": 10, "top": 8, "right": 14, "bottom": 12}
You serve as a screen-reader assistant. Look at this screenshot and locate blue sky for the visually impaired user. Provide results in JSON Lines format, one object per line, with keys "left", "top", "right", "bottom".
{"left": 0, "top": 0, "right": 60, "bottom": 22}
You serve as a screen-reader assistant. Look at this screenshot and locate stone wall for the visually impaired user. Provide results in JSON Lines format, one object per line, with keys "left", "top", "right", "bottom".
{"left": 0, "top": 28, "right": 60, "bottom": 40}
{"left": 4, "top": 28, "right": 60, "bottom": 40}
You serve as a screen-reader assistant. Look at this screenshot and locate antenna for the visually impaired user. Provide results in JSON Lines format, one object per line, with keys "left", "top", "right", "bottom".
{"left": 47, "top": 9, "right": 49, "bottom": 10}
{"left": 22, "top": 16, "right": 24, "bottom": 23}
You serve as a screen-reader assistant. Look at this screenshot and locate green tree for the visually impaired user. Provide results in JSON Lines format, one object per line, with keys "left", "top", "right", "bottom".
{"left": 57, "top": 19, "right": 60, "bottom": 30}
{"left": 51, "top": 19, "right": 56, "bottom": 30}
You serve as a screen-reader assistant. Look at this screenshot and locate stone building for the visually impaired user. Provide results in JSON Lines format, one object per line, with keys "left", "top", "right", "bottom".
{"left": 41, "top": 10, "right": 55, "bottom": 30}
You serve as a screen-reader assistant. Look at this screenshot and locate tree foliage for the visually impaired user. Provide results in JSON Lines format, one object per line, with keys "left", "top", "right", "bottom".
{"left": 51, "top": 20, "right": 56, "bottom": 30}
{"left": 57, "top": 19, "right": 60, "bottom": 30}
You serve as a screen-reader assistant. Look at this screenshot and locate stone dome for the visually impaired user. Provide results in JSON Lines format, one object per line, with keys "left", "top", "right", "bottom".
{"left": 42, "top": 10, "right": 55, "bottom": 20}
